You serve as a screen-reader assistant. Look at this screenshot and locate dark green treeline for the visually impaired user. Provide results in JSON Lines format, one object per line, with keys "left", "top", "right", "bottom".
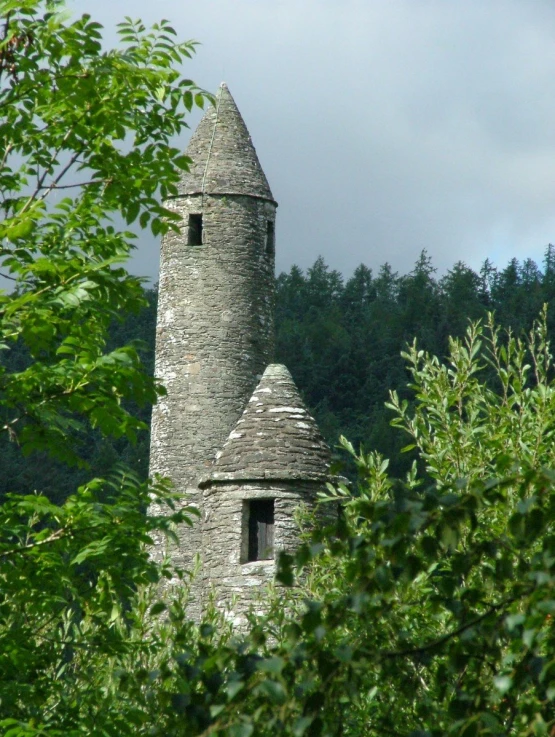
{"left": 276, "top": 247, "right": 555, "bottom": 476}
{"left": 3, "top": 247, "right": 555, "bottom": 500}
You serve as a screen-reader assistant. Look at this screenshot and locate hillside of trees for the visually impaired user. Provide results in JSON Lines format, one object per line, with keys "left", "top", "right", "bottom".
{"left": 3, "top": 246, "right": 555, "bottom": 500}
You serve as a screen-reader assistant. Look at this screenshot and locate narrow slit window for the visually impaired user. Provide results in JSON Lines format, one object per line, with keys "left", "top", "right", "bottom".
{"left": 247, "top": 499, "right": 274, "bottom": 561}
{"left": 265, "top": 220, "right": 275, "bottom": 256}
{"left": 188, "top": 213, "right": 203, "bottom": 246}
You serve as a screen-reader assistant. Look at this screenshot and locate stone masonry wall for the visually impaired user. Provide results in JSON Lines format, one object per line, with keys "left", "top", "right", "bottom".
{"left": 149, "top": 192, "right": 276, "bottom": 619}
{"left": 202, "top": 480, "right": 327, "bottom": 629}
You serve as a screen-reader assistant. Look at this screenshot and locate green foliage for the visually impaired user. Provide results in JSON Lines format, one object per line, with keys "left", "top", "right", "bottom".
{"left": 3, "top": 4, "right": 555, "bottom": 735}
{"left": 0, "top": 1, "right": 209, "bottom": 732}
{"left": 20, "top": 309, "right": 552, "bottom": 737}
{"left": 275, "top": 247, "right": 555, "bottom": 479}
{"left": 0, "top": 286, "right": 158, "bottom": 504}
{"left": 0, "top": 0, "right": 208, "bottom": 465}
{"left": 0, "top": 471, "right": 194, "bottom": 729}
{"left": 203, "top": 312, "right": 555, "bottom": 736}
{"left": 91, "top": 311, "right": 555, "bottom": 737}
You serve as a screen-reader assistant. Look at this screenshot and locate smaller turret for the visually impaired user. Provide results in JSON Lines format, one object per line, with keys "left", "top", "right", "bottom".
{"left": 200, "top": 364, "right": 333, "bottom": 627}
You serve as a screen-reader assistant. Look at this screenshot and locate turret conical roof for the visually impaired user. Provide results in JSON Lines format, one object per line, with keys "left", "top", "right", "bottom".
{"left": 200, "top": 365, "right": 331, "bottom": 486}
{"left": 179, "top": 83, "right": 275, "bottom": 202}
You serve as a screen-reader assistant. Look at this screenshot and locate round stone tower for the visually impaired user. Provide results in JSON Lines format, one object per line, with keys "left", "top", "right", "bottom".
{"left": 150, "top": 84, "right": 277, "bottom": 618}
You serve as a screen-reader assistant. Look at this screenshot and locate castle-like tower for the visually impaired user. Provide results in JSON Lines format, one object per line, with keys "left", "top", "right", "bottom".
{"left": 150, "top": 84, "right": 277, "bottom": 615}
{"left": 201, "top": 363, "right": 332, "bottom": 628}
{"left": 150, "top": 84, "right": 331, "bottom": 623}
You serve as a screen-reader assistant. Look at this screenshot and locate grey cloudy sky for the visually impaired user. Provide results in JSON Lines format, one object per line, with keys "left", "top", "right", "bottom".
{"left": 71, "top": 0, "right": 555, "bottom": 281}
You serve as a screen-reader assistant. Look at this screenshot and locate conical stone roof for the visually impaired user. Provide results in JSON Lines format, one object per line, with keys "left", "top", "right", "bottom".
{"left": 179, "top": 83, "right": 275, "bottom": 202}
{"left": 200, "top": 365, "right": 331, "bottom": 486}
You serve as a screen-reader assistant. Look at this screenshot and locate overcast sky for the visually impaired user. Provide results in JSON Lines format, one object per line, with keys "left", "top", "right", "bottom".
{"left": 70, "top": 0, "right": 555, "bottom": 282}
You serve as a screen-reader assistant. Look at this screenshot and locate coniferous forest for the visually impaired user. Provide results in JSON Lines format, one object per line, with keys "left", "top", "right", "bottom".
{"left": 3, "top": 246, "right": 555, "bottom": 501}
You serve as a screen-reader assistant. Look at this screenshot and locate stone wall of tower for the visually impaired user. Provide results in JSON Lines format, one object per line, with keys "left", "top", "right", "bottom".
{"left": 149, "top": 84, "right": 277, "bottom": 619}
{"left": 201, "top": 480, "right": 330, "bottom": 629}
{"left": 197, "top": 364, "right": 333, "bottom": 627}
{"left": 150, "top": 194, "right": 275, "bottom": 616}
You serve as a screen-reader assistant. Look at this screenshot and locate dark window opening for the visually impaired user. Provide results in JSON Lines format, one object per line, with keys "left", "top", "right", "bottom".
{"left": 188, "top": 213, "right": 203, "bottom": 246}
{"left": 265, "top": 220, "right": 275, "bottom": 256}
{"left": 247, "top": 499, "right": 275, "bottom": 561}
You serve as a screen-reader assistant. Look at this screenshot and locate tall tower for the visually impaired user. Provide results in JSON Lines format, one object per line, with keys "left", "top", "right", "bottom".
{"left": 150, "top": 84, "right": 277, "bottom": 617}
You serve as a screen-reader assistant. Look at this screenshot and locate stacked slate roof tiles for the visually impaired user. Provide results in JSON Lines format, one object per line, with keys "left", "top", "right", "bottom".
{"left": 201, "top": 364, "right": 331, "bottom": 485}
{"left": 179, "top": 83, "right": 274, "bottom": 201}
